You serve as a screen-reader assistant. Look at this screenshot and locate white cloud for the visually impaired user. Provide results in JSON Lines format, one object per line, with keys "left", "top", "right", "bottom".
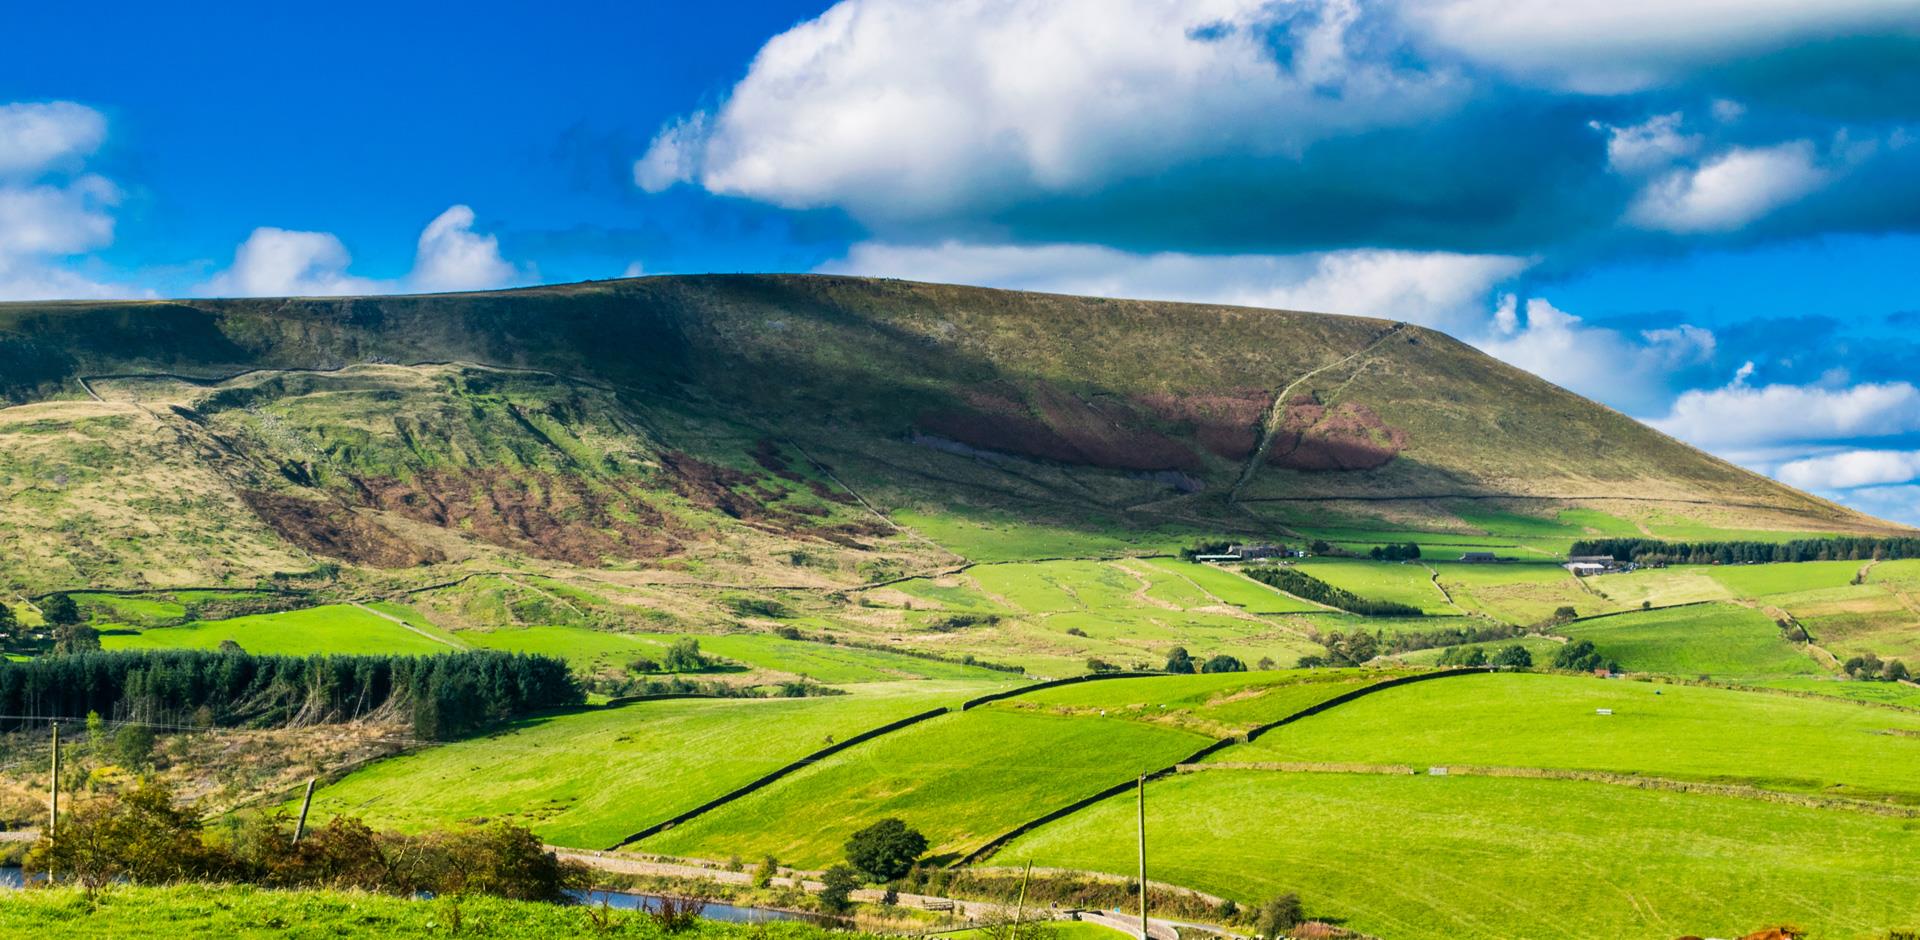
{"left": 200, "top": 227, "right": 383, "bottom": 298}
{"left": 199, "top": 205, "right": 524, "bottom": 298}
{"left": 1477, "top": 297, "right": 1716, "bottom": 412}
{"left": 820, "top": 240, "right": 1527, "bottom": 332}
{"left": 1397, "top": 0, "right": 1920, "bottom": 93}
{"left": 0, "top": 101, "right": 140, "bottom": 301}
{"left": 1650, "top": 377, "right": 1920, "bottom": 449}
{"left": 1777, "top": 449, "right": 1920, "bottom": 490}
{"left": 0, "top": 101, "right": 106, "bottom": 178}
{"left": 1594, "top": 112, "right": 1700, "bottom": 175}
{"left": 640, "top": 0, "right": 1460, "bottom": 222}
{"left": 408, "top": 205, "right": 521, "bottom": 293}
{"left": 1628, "top": 141, "right": 1829, "bottom": 233}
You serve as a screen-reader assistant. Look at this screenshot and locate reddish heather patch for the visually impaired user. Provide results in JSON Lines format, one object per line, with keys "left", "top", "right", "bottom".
{"left": 240, "top": 490, "right": 443, "bottom": 568}
{"left": 1266, "top": 397, "right": 1408, "bottom": 471}
{"left": 1136, "top": 388, "right": 1271, "bottom": 459}
{"left": 353, "top": 468, "right": 678, "bottom": 566}
{"left": 918, "top": 380, "right": 1204, "bottom": 472}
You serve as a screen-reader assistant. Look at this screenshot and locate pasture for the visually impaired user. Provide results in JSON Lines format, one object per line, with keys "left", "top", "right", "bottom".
{"left": 98, "top": 604, "right": 461, "bottom": 656}
{"left": 1215, "top": 671, "right": 1920, "bottom": 805}
{"left": 998, "top": 770, "right": 1920, "bottom": 940}
{"left": 1558, "top": 603, "right": 1820, "bottom": 678}
{"left": 302, "top": 682, "right": 982, "bottom": 849}
{"left": 639, "top": 707, "right": 1211, "bottom": 865}
{"left": 1290, "top": 558, "right": 1453, "bottom": 614}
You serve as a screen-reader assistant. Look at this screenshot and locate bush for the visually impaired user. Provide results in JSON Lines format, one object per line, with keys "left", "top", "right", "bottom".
{"left": 1256, "top": 892, "right": 1304, "bottom": 936}
{"left": 844, "top": 818, "right": 928, "bottom": 881}
{"left": 662, "top": 638, "right": 714, "bottom": 673}
{"left": 1086, "top": 658, "right": 1121, "bottom": 674}
{"left": 819, "top": 864, "right": 861, "bottom": 913}
{"left": 42, "top": 594, "right": 82, "bottom": 627}
{"left": 1551, "top": 639, "right": 1616, "bottom": 673}
{"left": 1200, "top": 654, "right": 1246, "bottom": 674}
{"left": 753, "top": 854, "right": 779, "bottom": 887}
{"left": 26, "top": 781, "right": 231, "bottom": 890}
{"left": 1164, "top": 647, "right": 1196, "bottom": 675}
{"left": 1489, "top": 645, "right": 1533, "bottom": 669}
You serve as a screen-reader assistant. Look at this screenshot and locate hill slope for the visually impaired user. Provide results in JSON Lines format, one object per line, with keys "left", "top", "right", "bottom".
{"left": 0, "top": 275, "right": 1898, "bottom": 598}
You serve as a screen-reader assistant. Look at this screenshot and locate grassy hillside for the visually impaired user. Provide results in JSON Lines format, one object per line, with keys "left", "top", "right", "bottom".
{"left": 999, "top": 770, "right": 1920, "bottom": 940}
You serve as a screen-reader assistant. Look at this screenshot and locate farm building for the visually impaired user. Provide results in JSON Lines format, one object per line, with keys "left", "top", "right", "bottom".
{"left": 1459, "top": 551, "right": 1497, "bottom": 563}
{"left": 1565, "top": 562, "right": 1609, "bottom": 576}
{"left": 1230, "top": 544, "right": 1287, "bottom": 559}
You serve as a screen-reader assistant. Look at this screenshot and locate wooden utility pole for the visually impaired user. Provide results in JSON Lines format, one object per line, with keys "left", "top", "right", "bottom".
{"left": 293, "top": 777, "right": 317, "bottom": 843}
{"left": 1011, "top": 859, "right": 1033, "bottom": 937}
{"left": 48, "top": 722, "right": 59, "bottom": 882}
{"left": 1136, "top": 774, "right": 1148, "bottom": 940}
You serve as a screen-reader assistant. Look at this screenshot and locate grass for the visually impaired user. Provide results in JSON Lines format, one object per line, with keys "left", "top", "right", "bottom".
{"left": 1559, "top": 603, "right": 1821, "bottom": 678}
{"left": 98, "top": 604, "right": 458, "bottom": 657}
{"left": 1746, "top": 676, "right": 1920, "bottom": 709}
{"left": 1214, "top": 671, "right": 1920, "bottom": 805}
{"left": 639, "top": 707, "right": 1213, "bottom": 866}
{"left": 303, "top": 682, "right": 982, "bottom": 849}
{"left": 999, "top": 770, "right": 1920, "bottom": 940}
{"left": 993, "top": 669, "right": 1392, "bottom": 737}
{"left": 1428, "top": 561, "right": 1597, "bottom": 624}
{"left": 1584, "top": 567, "right": 1733, "bottom": 609}
{"left": 1706, "top": 559, "right": 1866, "bottom": 597}
{"left": 0, "top": 883, "right": 859, "bottom": 939}
{"left": 1290, "top": 558, "right": 1453, "bottom": 614}
{"left": 1140, "top": 559, "right": 1320, "bottom": 614}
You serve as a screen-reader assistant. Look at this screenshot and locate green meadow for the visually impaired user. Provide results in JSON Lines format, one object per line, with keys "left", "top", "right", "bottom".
{"left": 998, "top": 770, "right": 1920, "bottom": 940}
{"left": 98, "top": 604, "right": 461, "bottom": 656}
{"left": 1216, "top": 671, "right": 1920, "bottom": 804}
{"left": 302, "top": 682, "right": 981, "bottom": 849}
{"left": 1559, "top": 603, "right": 1821, "bottom": 678}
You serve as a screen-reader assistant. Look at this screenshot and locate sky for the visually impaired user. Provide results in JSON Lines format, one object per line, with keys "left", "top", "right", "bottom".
{"left": 5, "top": 0, "right": 1920, "bottom": 524}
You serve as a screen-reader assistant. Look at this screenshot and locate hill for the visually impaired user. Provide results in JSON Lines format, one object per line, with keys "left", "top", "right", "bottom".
{"left": 0, "top": 275, "right": 1898, "bottom": 605}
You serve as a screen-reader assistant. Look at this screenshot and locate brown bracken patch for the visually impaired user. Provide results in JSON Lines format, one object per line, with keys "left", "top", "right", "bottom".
{"left": 239, "top": 490, "right": 443, "bottom": 568}
{"left": 1266, "top": 395, "right": 1408, "bottom": 471}
{"left": 350, "top": 468, "right": 678, "bottom": 566}
{"left": 918, "top": 380, "right": 1204, "bottom": 472}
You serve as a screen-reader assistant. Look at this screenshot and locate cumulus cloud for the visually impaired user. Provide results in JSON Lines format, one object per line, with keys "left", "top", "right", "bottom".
{"left": 1627, "top": 140, "right": 1830, "bottom": 232}
{"left": 1777, "top": 449, "right": 1920, "bottom": 490}
{"left": 640, "top": 0, "right": 1463, "bottom": 226}
{"left": 0, "top": 101, "right": 139, "bottom": 301}
{"left": 1477, "top": 296, "right": 1716, "bottom": 412}
{"left": 0, "top": 101, "right": 107, "bottom": 178}
{"left": 408, "top": 205, "right": 522, "bottom": 293}
{"left": 819, "top": 240, "right": 1528, "bottom": 332}
{"left": 199, "top": 205, "right": 526, "bottom": 298}
{"left": 1397, "top": 0, "right": 1920, "bottom": 94}
{"left": 1650, "top": 375, "right": 1920, "bottom": 449}
{"left": 634, "top": 0, "right": 1920, "bottom": 255}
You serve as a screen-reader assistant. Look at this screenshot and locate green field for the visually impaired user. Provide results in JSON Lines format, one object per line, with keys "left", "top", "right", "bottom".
{"left": 1141, "top": 560, "right": 1322, "bottom": 614}
{"left": 1428, "top": 562, "right": 1597, "bottom": 624}
{"left": 1747, "top": 676, "right": 1920, "bottom": 709}
{"left": 1706, "top": 559, "right": 1867, "bottom": 597}
{"left": 999, "top": 770, "right": 1920, "bottom": 940}
{"left": 303, "top": 682, "right": 982, "bottom": 849}
{"left": 997, "top": 669, "right": 1390, "bottom": 736}
{"left": 1287, "top": 558, "right": 1453, "bottom": 615}
{"left": 640, "top": 706, "right": 1211, "bottom": 865}
{"left": 1559, "top": 603, "right": 1821, "bottom": 678}
{"left": 99, "top": 604, "right": 462, "bottom": 656}
{"left": 1215, "top": 672, "right": 1920, "bottom": 804}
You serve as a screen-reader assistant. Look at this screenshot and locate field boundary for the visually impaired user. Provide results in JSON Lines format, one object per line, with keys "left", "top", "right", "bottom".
{"left": 954, "top": 667, "right": 1491, "bottom": 865}
{"left": 608, "top": 670, "right": 1179, "bottom": 851}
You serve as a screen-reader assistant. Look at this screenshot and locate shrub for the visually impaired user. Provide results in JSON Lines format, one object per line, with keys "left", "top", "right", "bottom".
{"left": 1201, "top": 654, "right": 1247, "bottom": 674}
{"left": 844, "top": 818, "right": 928, "bottom": 881}
{"left": 1489, "top": 645, "right": 1533, "bottom": 669}
{"left": 1164, "top": 647, "right": 1196, "bottom": 675}
{"left": 662, "top": 638, "right": 715, "bottom": 672}
{"left": 819, "top": 864, "right": 861, "bottom": 913}
{"left": 1551, "top": 639, "right": 1616, "bottom": 674}
{"left": 25, "top": 780, "right": 231, "bottom": 891}
{"left": 754, "top": 854, "right": 779, "bottom": 887}
{"left": 1256, "top": 892, "right": 1304, "bottom": 936}
{"left": 42, "top": 594, "right": 82, "bottom": 627}
{"left": 1086, "top": 658, "right": 1121, "bottom": 674}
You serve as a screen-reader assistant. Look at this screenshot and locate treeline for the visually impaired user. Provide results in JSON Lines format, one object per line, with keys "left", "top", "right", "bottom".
{"left": 1298, "top": 622, "right": 1523, "bottom": 667}
{"left": 1243, "top": 566, "right": 1424, "bottom": 617}
{"left": 1569, "top": 536, "right": 1920, "bottom": 566}
{"left": 1368, "top": 542, "right": 1421, "bottom": 561}
{"left": 0, "top": 650, "right": 581, "bottom": 741}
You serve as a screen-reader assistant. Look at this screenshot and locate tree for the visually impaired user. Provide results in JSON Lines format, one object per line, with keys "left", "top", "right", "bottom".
{"left": 754, "top": 854, "right": 779, "bottom": 888}
{"left": 1164, "top": 647, "right": 1196, "bottom": 675}
{"left": 844, "top": 818, "right": 928, "bottom": 881}
{"left": 52, "top": 622, "right": 101, "bottom": 655}
{"left": 1490, "top": 645, "right": 1533, "bottom": 668}
{"left": 1255, "top": 656, "right": 1276, "bottom": 671}
{"left": 819, "top": 864, "right": 861, "bottom": 913}
{"left": 1086, "top": 658, "right": 1120, "bottom": 674}
{"left": 663, "top": 638, "right": 712, "bottom": 672}
{"left": 1201, "top": 654, "right": 1247, "bottom": 674}
{"left": 1461, "top": 646, "right": 1488, "bottom": 667}
{"left": 1256, "top": 892, "right": 1304, "bottom": 937}
{"left": 24, "top": 781, "right": 227, "bottom": 892}
{"left": 43, "top": 594, "right": 81, "bottom": 627}
{"left": 1550, "top": 606, "right": 1579, "bottom": 624}
{"left": 1309, "top": 540, "right": 1331, "bottom": 555}
{"left": 1887, "top": 659, "right": 1912, "bottom": 682}
{"left": 1552, "top": 639, "right": 1606, "bottom": 672}
{"left": 0, "top": 601, "right": 16, "bottom": 635}
{"left": 115, "top": 723, "right": 156, "bottom": 771}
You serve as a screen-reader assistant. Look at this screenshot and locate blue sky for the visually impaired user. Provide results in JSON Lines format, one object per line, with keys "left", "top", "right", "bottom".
{"left": 5, "top": 1, "right": 1920, "bottom": 523}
